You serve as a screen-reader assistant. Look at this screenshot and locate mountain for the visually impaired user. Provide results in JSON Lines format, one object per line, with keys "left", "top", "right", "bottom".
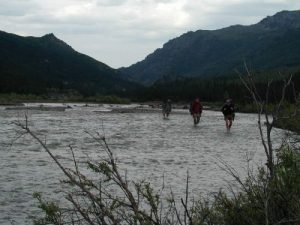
{"left": 120, "top": 10, "right": 300, "bottom": 85}
{"left": 0, "top": 31, "right": 139, "bottom": 96}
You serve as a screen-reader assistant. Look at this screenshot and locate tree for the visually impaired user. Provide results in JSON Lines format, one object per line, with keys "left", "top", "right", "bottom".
{"left": 237, "top": 64, "right": 299, "bottom": 178}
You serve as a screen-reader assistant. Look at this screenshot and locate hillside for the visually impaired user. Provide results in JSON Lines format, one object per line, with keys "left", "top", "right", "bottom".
{"left": 120, "top": 10, "right": 300, "bottom": 85}
{"left": 0, "top": 31, "right": 139, "bottom": 96}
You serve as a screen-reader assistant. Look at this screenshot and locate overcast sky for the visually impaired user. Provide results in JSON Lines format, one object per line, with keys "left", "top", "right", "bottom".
{"left": 1, "top": 0, "right": 300, "bottom": 68}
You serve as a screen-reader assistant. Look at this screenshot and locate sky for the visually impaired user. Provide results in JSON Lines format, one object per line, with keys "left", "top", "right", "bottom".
{"left": 1, "top": 0, "right": 300, "bottom": 68}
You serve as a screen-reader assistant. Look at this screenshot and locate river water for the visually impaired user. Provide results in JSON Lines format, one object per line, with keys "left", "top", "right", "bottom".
{"left": 0, "top": 103, "right": 286, "bottom": 225}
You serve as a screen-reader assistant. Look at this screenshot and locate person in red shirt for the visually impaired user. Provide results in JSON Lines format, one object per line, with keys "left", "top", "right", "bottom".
{"left": 190, "top": 97, "right": 203, "bottom": 125}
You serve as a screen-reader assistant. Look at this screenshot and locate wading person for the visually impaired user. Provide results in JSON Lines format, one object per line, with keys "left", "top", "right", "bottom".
{"left": 162, "top": 99, "right": 172, "bottom": 118}
{"left": 190, "top": 97, "right": 203, "bottom": 125}
{"left": 221, "top": 98, "right": 235, "bottom": 131}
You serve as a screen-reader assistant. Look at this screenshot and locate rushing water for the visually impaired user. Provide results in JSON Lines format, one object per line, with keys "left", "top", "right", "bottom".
{"left": 0, "top": 103, "right": 286, "bottom": 225}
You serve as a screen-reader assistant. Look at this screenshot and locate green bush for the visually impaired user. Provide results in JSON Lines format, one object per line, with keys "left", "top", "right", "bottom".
{"left": 191, "top": 146, "right": 300, "bottom": 225}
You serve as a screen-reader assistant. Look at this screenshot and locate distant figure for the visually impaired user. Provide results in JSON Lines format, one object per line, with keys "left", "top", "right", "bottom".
{"left": 190, "top": 98, "right": 203, "bottom": 125}
{"left": 162, "top": 99, "right": 172, "bottom": 118}
{"left": 222, "top": 98, "right": 235, "bottom": 131}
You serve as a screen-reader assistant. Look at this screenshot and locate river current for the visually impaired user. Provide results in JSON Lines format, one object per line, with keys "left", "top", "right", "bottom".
{"left": 0, "top": 103, "right": 286, "bottom": 224}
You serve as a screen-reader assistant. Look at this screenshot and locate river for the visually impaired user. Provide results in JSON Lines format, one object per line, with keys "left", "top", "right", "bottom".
{"left": 0, "top": 103, "right": 286, "bottom": 225}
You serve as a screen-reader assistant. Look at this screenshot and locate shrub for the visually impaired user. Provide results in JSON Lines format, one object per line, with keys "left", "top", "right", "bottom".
{"left": 191, "top": 146, "right": 300, "bottom": 225}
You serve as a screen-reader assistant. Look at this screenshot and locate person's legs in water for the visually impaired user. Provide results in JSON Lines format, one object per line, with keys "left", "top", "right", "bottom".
{"left": 225, "top": 115, "right": 233, "bottom": 131}
{"left": 193, "top": 114, "right": 197, "bottom": 124}
{"left": 228, "top": 116, "right": 233, "bottom": 129}
{"left": 193, "top": 113, "right": 200, "bottom": 124}
{"left": 166, "top": 109, "right": 170, "bottom": 118}
{"left": 225, "top": 116, "right": 229, "bottom": 130}
{"left": 196, "top": 115, "right": 200, "bottom": 124}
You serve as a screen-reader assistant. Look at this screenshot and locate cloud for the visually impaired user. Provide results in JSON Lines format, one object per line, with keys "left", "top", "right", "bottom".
{"left": 0, "top": 0, "right": 39, "bottom": 19}
{"left": 1, "top": 0, "right": 300, "bottom": 67}
{"left": 183, "top": 0, "right": 300, "bottom": 29}
{"left": 96, "top": 0, "right": 127, "bottom": 6}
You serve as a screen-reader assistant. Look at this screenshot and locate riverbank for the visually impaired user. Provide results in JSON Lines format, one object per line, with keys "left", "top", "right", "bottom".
{"left": 205, "top": 102, "right": 300, "bottom": 134}
{"left": 237, "top": 103, "right": 300, "bottom": 134}
{"left": 0, "top": 93, "right": 130, "bottom": 105}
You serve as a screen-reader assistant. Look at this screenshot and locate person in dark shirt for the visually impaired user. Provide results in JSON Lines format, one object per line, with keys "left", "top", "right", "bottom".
{"left": 221, "top": 99, "right": 235, "bottom": 131}
{"left": 162, "top": 99, "right": 172, "bottom": 118}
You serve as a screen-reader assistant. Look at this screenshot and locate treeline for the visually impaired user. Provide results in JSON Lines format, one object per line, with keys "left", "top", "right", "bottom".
{"left": 140, "top": 70, "right": 300, "bottom": 103}
{"left": 1, "top": 69, "right": 300, "bottom": 105}
{"left": 0, "top": 72, "right": 141, "bottom": 98}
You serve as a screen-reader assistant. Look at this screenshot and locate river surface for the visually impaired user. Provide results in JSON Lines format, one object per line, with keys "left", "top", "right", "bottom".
{"left": 0, "top": 103, "right": 286, "bottom": 225}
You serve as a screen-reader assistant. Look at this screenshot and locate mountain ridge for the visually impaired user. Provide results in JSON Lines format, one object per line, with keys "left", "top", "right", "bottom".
{"left": 119, "top": 10, "right": 300, "bottom": 84}
{"left": 0, "top": 30, "right": 139, "bottom": 96}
